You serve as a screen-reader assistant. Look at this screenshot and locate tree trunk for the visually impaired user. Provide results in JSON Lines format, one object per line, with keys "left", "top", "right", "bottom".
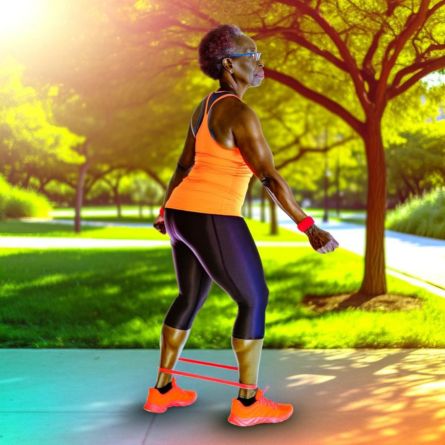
{"left": 38, "top": 179, "right": 50, "bottom": 193}
{"left": 247, "top": 176, "right": 256, "bottom": 219}
{"left": 247, "top": 183, "right": 252, "bottom": 218}
{"left": 112, "top": 176, "right": 123, "bottom": 218}
{"left": 114, "top": 188, "right": 122, "bottom": 218}
{"left": 74, "top": 161, "right": 89, "bottom": 233}
{"left": 335, "top": 154, "right": 341, "bottom": 217}
{"left": 359, "top": 116, "right": 387, "bottom": 296}
{"left": 116, "top": 197, "right": 122, "bottom": 218}
{"left": 268, "top": 195, "right": 278, "bottom": 235}
{"left": 23, "top": 171, "right": 31, "bottom": 189}
{"left": 323, "top": 158, "right": 329, "bottom": 223}
{"left": 400, "top": 172, "right": 416, "bottom": 198}
{"left": 260, "top": 186, "right": 266, "bottom": 222}
{"left": 7, "top": 166, "right": 15, "bottom": 184}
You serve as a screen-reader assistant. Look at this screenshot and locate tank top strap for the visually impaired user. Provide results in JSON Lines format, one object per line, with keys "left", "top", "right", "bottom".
{"left": 203, "top": 93, "right": 212, "bottom": 115}
{"left": 205, "top": 93, "right": 241, "bottom": 116}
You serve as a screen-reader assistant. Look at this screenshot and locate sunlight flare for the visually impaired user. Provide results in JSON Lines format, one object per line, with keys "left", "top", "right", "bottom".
{"left": 0, "top": 0, "right": 49, "bottom": 38}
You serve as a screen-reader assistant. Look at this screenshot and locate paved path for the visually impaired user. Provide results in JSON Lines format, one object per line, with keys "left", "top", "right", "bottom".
{"left": 1, "top": 349, "right": 444, "bottom": 445}
{"left": 251, "top": 208, "right": 445, "bottom": 291}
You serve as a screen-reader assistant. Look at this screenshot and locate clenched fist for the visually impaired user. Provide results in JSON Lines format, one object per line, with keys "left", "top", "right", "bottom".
{"left": 304, "top": 224, "right": 339, "bottom": 254}
{"left": 153, "top": 214, "right": 166, "bottom": 234}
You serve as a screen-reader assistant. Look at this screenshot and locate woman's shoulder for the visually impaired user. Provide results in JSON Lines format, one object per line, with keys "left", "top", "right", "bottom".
{"left": 191, "top": 93, "right": 249, "bottom": 128}
{"left": 209, "top": 93, "right": 253, "bottom": 120}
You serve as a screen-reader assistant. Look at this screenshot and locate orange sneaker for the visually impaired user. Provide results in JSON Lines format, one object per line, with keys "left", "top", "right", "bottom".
{"left": 227, "top": 387, "right": 294, "bottom": 427}
{"left": 143, "top": 377, "right": 197, "bottom": 414}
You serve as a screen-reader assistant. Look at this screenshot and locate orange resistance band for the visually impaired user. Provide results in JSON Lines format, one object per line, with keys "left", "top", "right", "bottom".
{"left": 159, "top": 356, "right": 258, "bottom": 390}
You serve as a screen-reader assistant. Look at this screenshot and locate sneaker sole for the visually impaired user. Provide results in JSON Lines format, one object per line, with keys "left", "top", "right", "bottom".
{"left": 227, "top": 407, "right": 294, "bottom": 427}
{"left": 143, "top": 398, "right": 197, "bottom": 414}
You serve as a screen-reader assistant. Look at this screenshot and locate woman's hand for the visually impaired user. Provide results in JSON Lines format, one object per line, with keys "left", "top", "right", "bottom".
{"left": 304, "top": 224, "right": 339, "bottom": 253}
{"left": 153, "top": 214, "right": 166, "bottom": 234}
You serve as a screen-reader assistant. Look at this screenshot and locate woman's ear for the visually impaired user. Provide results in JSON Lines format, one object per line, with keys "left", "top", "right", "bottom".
{"left": 222, "top": 57, "right": 233, "bottom": 73}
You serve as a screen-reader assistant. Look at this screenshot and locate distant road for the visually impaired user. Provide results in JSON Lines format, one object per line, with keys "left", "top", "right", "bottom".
{"left": 256, "top": 207, "right": 445, "bottom": 292}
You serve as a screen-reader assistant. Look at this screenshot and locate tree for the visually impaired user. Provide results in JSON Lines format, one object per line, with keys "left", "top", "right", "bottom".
{"left": 128, "top": 0, "right": 445, "bottom": 296}
{"left": 254, "top": 0, "right": 445, "bottom": 296}
{"left": 0, "top": 58, "right": 84, "bottom": 189}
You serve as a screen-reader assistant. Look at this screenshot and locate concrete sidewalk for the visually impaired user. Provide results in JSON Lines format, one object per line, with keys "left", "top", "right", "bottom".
{"left": 264, "top": 209, "right": 445, "bottom": 291}
{"left": 1, "top": 349, "right": 444, "bottom": 445}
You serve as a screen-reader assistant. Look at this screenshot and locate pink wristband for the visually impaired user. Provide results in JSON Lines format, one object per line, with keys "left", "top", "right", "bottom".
{"left": 297, "top": 216, "right": 314, "bottom": 232}
{"left": 159, "top": 207, "right": 165, "bottom": 217}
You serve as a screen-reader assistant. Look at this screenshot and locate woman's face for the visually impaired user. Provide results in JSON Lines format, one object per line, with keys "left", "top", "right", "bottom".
{"left": 227, "top": 35, "right": 264, "bottom": 87}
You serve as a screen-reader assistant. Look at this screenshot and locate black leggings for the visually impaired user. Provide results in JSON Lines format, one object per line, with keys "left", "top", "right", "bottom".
{"left": 163, "top": 208, "right": 269, "bottom": 339}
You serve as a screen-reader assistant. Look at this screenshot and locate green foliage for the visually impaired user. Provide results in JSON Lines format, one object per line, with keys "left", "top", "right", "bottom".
{"left": 386, "top": 123, "right": 445, "bottom": 204}
{"left": 0, "top": 175, "right": 11, "bottom": 218}
{"left": 0, "top": 57, "right": 85, "bottom": 167}
{"left": 386, "top": 187, "right": 445, "bottom": 240}
{"left": 1, "top": 1, "right": 444, "bottom": 213}
{"left": 0, "top": 176, "right": 52, "bottom": 219}
{"left": 128, "top": 173, "right": 163, "bottom": 205}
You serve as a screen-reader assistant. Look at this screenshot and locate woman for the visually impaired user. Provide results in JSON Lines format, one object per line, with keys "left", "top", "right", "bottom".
{"left": 144, "top": 24, "right": 339, "bottom": 427}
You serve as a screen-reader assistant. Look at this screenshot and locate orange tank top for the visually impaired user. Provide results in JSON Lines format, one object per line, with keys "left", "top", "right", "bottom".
{"left": 164, "top": 92, "right": 253, "bottom": 216}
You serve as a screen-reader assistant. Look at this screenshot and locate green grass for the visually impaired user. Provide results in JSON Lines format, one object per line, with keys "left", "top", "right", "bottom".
{"left": 0, "top": 245, "right": 443, "bottom": 349}
{"left": 0, "top": 218, "right": 307, "bottom": 241}
{"left": 49, "top": 204, "right": 369, "bottom": 230}
{"left": 55, "top": 215, "right": 155, "bottom": 224}
{"left": 51, "top": 205, "right": 156, "bottom": 219}
{"left": 0, "top": 220, "right": 164, "bottom": 240}
{"left": 1, "top": 206, "right": 442, "bottom": 349}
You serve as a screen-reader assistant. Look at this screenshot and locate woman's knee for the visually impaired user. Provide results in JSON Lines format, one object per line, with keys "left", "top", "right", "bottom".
{"left": 164, "top": 294, "right": 202, "bottom": 330}
{"left": 251, "top": 284, "right": 269, "bottom": 309}
{"left": 238, "top": 284, "right": 269, "bottom": 313}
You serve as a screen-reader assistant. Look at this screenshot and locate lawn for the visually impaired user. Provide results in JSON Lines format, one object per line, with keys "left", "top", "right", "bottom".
{"left": 0, "top": 218, "right": 307, "bottom": 241}
{"left": 1, "top": 244, "right": 443, "bottom": 349}
{"left": 50, "top": 205, "right": 366, "bottom": 227}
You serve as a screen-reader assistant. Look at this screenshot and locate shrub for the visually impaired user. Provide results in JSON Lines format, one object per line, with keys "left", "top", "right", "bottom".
{"left": 0, "top": 176, "right": 52, "bottom": 219}
{"left": 0, "top": 176, "right": 12, "bottom": 219}
{"left": 386, "top": 187, "right": 445, "bottom": 240}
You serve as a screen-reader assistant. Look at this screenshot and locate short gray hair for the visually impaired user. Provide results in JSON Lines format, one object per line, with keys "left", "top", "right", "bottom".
{"left": 198, "top": 24, "right": 244, "bottom": 80}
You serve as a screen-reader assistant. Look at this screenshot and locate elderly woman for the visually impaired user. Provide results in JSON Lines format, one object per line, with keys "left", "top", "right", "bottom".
{"left": 144, "top": 24, "right": 339, "bottom": 427}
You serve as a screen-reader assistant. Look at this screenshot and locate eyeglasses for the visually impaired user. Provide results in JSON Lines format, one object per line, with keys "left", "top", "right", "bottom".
{"left": 225, "top": 51, "right": 262, "bottom": 62}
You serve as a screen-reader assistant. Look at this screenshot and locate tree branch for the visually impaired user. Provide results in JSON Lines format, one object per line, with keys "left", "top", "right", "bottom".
{"left": 264, "top": 66, "right": 365, "bottom": 136}
{"left": 144, "top": 167, "right": 167, "bottom": 190}
{"left": 247, "top": 25, "right": 348, "bottom": 72}
{"left": 360, "top": 0, "right": 403, "bottom": 82}
{"left": 376, "top": 0, "right": 430, "bottom": 106}
{"left": 275, "top": 135, "right": 355, "bottom": 170}
{"left": 391, "top": 47, "right": 445, "bottom": 89}
{"left": 388, "top": 55, "right": 445, "bottom": 99}
{"left": 426, "top": 0, "right": 445, "bottom": 18}
{"left": 276, "top": 0, "right": 370, "bottom": 111}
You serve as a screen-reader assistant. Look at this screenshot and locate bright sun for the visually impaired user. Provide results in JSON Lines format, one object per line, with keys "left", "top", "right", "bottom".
{"left": 0, "top": 0, "right": 48, "bottom": 38}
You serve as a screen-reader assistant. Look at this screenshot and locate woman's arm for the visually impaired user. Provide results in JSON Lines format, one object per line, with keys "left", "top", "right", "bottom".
{"left": 232, "top": 105, "right": 339, "bottom": 253}
{"left": 154, "top": 125, "right": 195, "bottom": 235}
{"left": 160, "top": 106, "right": 201, "bottom": 207}
{"left": 232, "top": 106, "right": 308, "bottom": 224}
